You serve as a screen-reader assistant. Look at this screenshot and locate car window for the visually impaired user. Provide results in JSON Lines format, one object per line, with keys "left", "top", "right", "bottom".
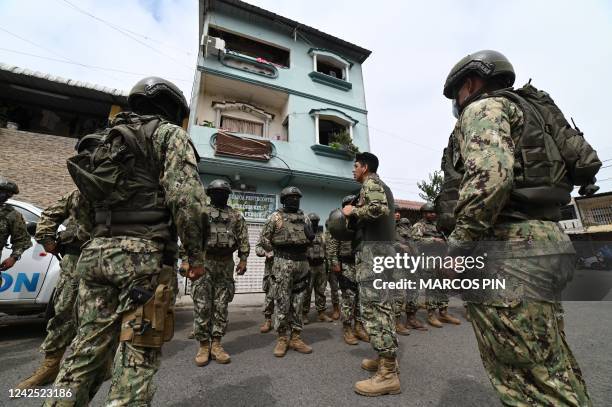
{"left": 10, "top": 205, "right": 40, "bottom": 223}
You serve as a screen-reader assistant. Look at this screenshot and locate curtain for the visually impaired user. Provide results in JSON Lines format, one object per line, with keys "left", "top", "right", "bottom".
{"left": 221, "top": 116, "right": 264, "bottom": 137}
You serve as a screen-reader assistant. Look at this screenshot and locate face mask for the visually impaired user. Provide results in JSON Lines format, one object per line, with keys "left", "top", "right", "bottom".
{"left": 283, "top": 196, "right": 300, "bottom": 212}
{"left": 310, "top": 220, "right": 319, "bottom": 231}
{"left": 0, "top": 192, "right": 10, "bottom": 204}
{"left": 209, "top": 191, "right": 229, "bottom": 207}
{"left": 452, "top": 99, "right": 460, "bottom": 119}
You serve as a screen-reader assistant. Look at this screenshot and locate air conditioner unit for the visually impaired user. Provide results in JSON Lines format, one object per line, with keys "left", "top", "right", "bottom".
{"left": 202, "top": 35, "right": 226, "bottom": 56}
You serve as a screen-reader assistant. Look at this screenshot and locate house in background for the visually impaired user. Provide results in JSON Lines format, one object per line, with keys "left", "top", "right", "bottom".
{"left": 190, "top": 0, "right": 372, "bottom": 291}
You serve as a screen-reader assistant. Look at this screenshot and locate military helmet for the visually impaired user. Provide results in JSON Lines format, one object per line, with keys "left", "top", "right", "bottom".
{"left": 327, "top": 208, "right": 354, "bottom": 241}
{"left": 280, "top": 186, "right": 302, "bottom": 204}
{"left": 420, "top": 202, "right": 436, "bottom": 213}
{"left": 341, "top": 194, "right": 356, "bottom": 207}
{"left": 206, "top": 179, "right": 231, "bottom": 193}
{"left": 307, "top": 212, "right": 320, "bottom": 222}
{"left": 128, "top": 77, "right": 189, "bottom": 125}
{"left": 75, "top": 132, "right": 104, "bottom": 153}
{"left": 443, "top": 50, "right": 515, "bottom": 99}
{"left": 0, "top": 176, "right": 19, "bottom": 195}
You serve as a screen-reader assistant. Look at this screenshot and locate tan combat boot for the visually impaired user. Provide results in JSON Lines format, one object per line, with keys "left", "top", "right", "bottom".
{"left": 405, "top": 311, "right": 428, "bottom": 331}
{"left": 343, "top": 324, "right": 358, "bottom": 345}
{"left": 194, "top": 341, "right": 210, "bottom": 366}
{"left": 360, "top": 358, "right": 379, "bottom": 372}
{"left": 188, "top": 330, "right": 195, "bottom": 339}
{"left": 260, "top": 318, "right": 272, "bottom": 333}
{"left": 289, "top": 331, "right": 313, "bottom": 354}
{"left": 273, "top": 335, "right": 289, "bottom": 357}
{"left": 438, "top": 308, "right": 461, "bottom": 325}
{"left": 302, "top": 313, "right": 310, "bottom": 325}
{"left": 354, "top": 321, "right": 370, "bottom": 342}
{"left": 354, "top": 356, "right": 401, "bottom": 396}
{"left": 395, "top": 320, "right": 410, "bottom": 336}
{"left": 427, "top": 310, "right": 443, "bottom": 328}
{"left": 317, "top": 311, "right": 333, "bottom": 322}
{"left": 16, "top": 348, "right": 65, "bottom": 389}
{"left": 331, "top": 304, "right": 340, "bottom": 320}
{"left": 211, "top": 337, "right": 231, "bottom": 364}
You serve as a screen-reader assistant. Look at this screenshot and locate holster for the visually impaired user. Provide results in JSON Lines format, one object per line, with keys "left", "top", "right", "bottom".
{"left": 120, "top": 283, "right": 175, "bottom": 348}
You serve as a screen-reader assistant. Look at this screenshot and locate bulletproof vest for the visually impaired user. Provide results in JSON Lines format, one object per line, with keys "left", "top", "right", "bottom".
{"left": 206, "top": 206, "right": 237, "bottom": 253}
{"left": 307, "top": 231, "right": 325, "bottom": 261}
{"left": 356, "top": 176, "right": 396, "bottom": 245}
{"left": 338, "top": 240, "right": 354, "bottom": 258}
{"left": 67, "top": 112, "right": 172, "bottom": 240}
{"left": 271, "top": 209, "right": 310, "bottom": 248}
{"left": 436, "top": 134, "right": 461, "bottom": 235}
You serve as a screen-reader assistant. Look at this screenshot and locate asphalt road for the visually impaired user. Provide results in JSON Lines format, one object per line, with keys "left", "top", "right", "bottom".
{"left": 1, "top": 299, "right": 611, "bottom": 407}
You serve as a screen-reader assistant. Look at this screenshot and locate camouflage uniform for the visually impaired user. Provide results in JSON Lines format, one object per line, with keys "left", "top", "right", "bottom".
{"left": 256, "top": 244, "right": 275, "bottom": 319}
{"left": 303, "top": 229, "right": 327, "bottom": 314}
{"left": 324, "top": 230, "right": 340, "bottom": 309}
{"left": 34, "top": 189, "right": 93, "bottom": 354}
{"left": 192, "top": 205, "right": 249, "bottom": 342}
{"left": 408, "top": 218, "right": 448, "bottom": 310}
{"left": 326, "top": 235, "right": 360, "bottom": 325}
{"left": 393, "top": 218, "right": 412, "bottom": 318}
{"left": 349, "top": 173, "right": 398, "bottom": 358}
{"left": 449, "top": 96, "right": 591, "bottom": 406}
{"left": 46, "top": 115, "right": 208, "bottom": 406}
{"left": 0, "top": 202, "right": 32, "bottom": 284}
{"left": 256, "top": 208, "right": 310, "bottom": 335}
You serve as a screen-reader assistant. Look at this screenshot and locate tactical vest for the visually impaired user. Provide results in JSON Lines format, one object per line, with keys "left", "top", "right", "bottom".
{"left": 436, "top": 85, "right": 600, "bottom": 224}
{"left": 307, "top": 232, "right": 325, "bottom": 263}
{"left": 271, "top": 209, "right": 310, "bottom": 248}
{"left": 67, "top": 113, "right": 172, "bottom": 241}
{"left": 338, "top": 240, "right": 354, "bottom": 260}
{"left": 206, "top": 206, "right": 237, "bottom": 254}
{"left": 355, "top": 176, "right": 396, "bottom": 246}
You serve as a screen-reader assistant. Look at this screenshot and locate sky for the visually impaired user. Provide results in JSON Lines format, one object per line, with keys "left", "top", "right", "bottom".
{"left": 1, "top": 0, "right": 611, "bottom": 200}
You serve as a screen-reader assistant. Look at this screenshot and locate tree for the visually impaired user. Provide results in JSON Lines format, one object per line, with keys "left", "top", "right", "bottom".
{"left": 417, "top": 170, "right": 443, "bottom": 202}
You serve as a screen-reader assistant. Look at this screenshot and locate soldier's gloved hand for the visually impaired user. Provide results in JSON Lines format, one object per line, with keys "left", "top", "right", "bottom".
{"left": 0, "top": 256, "right": 17, "bottom": 271}
{"left": 236, "top": 260, "right": 247, "bottom": 275}
{"left": 187, "top": 265, "right": 206, "bottom": 281}
{"left": 44, "top": 241, "right": 57, "bottom": 254}
{"left": 332, "top": 264, "right": 341, "bottom": 274}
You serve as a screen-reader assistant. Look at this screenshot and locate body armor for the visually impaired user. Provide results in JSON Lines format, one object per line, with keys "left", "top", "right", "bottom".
{"left": 271, "top": 209, "right": 310, "bottom": 248}
{"left": 307, "top": 232, "right": 325, "bottom": 264}
{"left": 206, "top": 206, "right": 237, "bottom": 255}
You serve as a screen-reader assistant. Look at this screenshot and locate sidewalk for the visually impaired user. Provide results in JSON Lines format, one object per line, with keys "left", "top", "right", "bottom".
{"left": 175, "top": 292, "right": 265, "bottom": 310}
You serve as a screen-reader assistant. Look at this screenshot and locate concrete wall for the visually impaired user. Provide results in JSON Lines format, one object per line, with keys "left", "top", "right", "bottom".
{"left": 0, "top": 128, "right": 75, "bottom": 208}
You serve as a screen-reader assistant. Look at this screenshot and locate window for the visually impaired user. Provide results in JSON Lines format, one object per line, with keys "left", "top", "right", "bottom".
{"left": 212, "top": 101, "right": 274, "bottom": 139}
{"left": 316, "top": 55, "right": 346, "bottom": 80}
{"left": 209, "top": 27, "right": 290, "bottom": 68}
{"left": 317, "top": 117, "right": 348, "bottom": 146}
{"left": 10, "top": 205, "right": 39, "bottom": 223}
{"left": 308, "top": 49, "right": 352, "bottom": 90}
{"left": 220, "top": 116, "right": 263, "bottom": 137}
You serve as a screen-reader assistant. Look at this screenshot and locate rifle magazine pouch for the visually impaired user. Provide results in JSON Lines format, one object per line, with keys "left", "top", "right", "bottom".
{"left": 120, "top": 284, "right": 174, "bottom": 348}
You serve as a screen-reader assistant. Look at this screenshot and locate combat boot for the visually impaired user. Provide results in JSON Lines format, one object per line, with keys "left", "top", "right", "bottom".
{"left": 395, "top": 321, "right": 410, "bottom": 336}
{"left": 15, "top": 348, "right": 65, "bottom": 389}
{"left": 211, "top": 337, "right": 231, "bottom": 364}
{"left": 438, "top": 308, "right": 461, "bottom": 325}
{"left": 188, "top": 330, "right": 195, "bottom": 339}
{"left": 195, "top": 340, "right": 210, "bottom": 366}
{"left": 354, "top": 356, "right": 401, "bottom": 397}
{"left": 405, "top": 311, "right": 428, "bottom": 331}
{"left": 360, "top": 358, "right": 378, "bottom": 372}
{"left": 260, "top": 318, "right": 272, "bottom": 333}
{"left": 331, "top": 304, "right": 340, "bottom": 320}
{"left": 427, "top": 310, "right": 443, "bottom": 328}
{"left": 354, "top": 321, "right": 370, "bottom": 342}
{"left": 273, "top": 335, "right": 289, "bottom": 357}
{"left": 343, "top": 324, "right": 358, "bottom": 345}
{"left": 289, "top": 331, "right": 313, "bottom": 354}
{"left": 318, "top": 311, "right": 333, "bottom": 322}
{"left": 302, "top": 313, "right": 310, "bottom": 325}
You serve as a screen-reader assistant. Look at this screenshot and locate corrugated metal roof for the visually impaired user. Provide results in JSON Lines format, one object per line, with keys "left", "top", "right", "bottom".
{"left": 395, "top": 199, "right": 425, "bottom": 211}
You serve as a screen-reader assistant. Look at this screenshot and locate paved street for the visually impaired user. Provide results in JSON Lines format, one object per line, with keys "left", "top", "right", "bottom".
{"left": 1, "top": 298, "right": 611, "bottom": 406}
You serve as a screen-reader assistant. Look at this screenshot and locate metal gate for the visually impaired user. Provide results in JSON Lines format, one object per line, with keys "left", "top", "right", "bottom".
{"left": 234, "top": 222, "right": 265, "bottom": 293}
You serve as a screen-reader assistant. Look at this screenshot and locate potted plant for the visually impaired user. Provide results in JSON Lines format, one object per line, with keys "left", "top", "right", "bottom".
{"left": 329, "top": 129, "right": 359, "bottom": 156}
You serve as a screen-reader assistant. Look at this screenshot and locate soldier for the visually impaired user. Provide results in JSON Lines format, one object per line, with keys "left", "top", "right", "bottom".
{"left": 257, "top": 243, "right": 274, "bottom": 333}
{"left": 440, "top": 50, "right": 592, "bottom": 405}
{"left": 256, "top": 186, "right": 314, "bottom": 357}
{"left": 324, "top": 220, "right": 341, "bottom": 320}
{"left": 192, "top": 179, "right": 249, "bottom": 366}
{"left": 341, "top": 152, "right": 400, "bottom": 396}
{"left": 16, "top": 136, "right": 99, "bottom": 391}
{"left": 327, "top": 196, "right": 369, "bottom": 346}
{"left": 45, "top": 77, "right": 209, "bottom": 406}
{"left": 409, "top": 203, "right": 460, "bottom": 327}
{"left": 0, "top": 178, "right": 32, "bottom": 285}
{"left": 392, "top": 208, "right": 411, "bottom": 336}
{"left": 302, "top": 213, "right": 333, "bottom": 324}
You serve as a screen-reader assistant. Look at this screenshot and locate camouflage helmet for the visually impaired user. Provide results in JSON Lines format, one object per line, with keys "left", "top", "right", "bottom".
{"left": 75, "top": 132, "right": 104, "bottom": 153}
{"left": 280, "top": 186, "right": 302, "bottom": 204}
{"left": 0, "top": 176, "right": 19, "bottom": 195}
{"left": 206, "top": 179, "right": 231, "bottom": 193}
{"left": 443, "top": 50, "right": 515, "bottom": 99}
{"left": 420, "top": 202, "right": 436, "bottom": 213}
{"left": 341, "top": 194, "right": 357, "bottom": 207}
{"left": 307, "top": 212, "right": 320, "bottom": 222}
{"left": 128, "top": 77, "right": 189, "bottom": 125}
{"left": 327, "top": 208, "right": 354, "bottom": 241}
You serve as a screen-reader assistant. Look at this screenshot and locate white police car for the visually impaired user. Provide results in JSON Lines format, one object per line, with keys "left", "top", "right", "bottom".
{"left": 0, "top": 199, "right": 62, "bottom": 320}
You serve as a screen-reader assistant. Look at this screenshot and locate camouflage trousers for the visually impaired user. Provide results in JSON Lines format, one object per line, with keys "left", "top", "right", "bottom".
{"left": 405, "top": 288, "right": 420, "bottom": 313}
{"left": 271, "top": 256, "right": 309, "bottom": 334}
{"left": 338, "top": 262, "right": 360, "bottom": 325}
{"left": 262, "top": 259, "right": 274, "bottom": 319}
{"left": 45, "top": 237, "right": 166, "bottom": 407}
{"left": 41, "top": 253, "right": 79, "bottom": 354}
{"left": 327, "top": 269, "right": 340, "bottom": 306}
{"left": 425, "top": 268, "right": 449, "bottom": 310}
{"left": 303, "top": 262, "right": 327, "bottom": 314}
{"left": 192, "top": 256, "right": 235, "bottom": 341}
{"left": 468, "top": 301, "right": 591, "bottom": 407}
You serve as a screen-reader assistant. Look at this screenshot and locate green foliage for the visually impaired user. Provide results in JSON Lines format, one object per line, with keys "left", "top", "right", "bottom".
{"left": 329, "top": 129, "right": 359, "bottom": 155}
{"left": 417, "top": 170, "right": 443, "bottom": 202}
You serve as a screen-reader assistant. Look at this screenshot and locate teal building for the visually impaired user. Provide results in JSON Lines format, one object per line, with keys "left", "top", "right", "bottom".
{"left": 191, "top": 0, "right": 371, "bottom": 291}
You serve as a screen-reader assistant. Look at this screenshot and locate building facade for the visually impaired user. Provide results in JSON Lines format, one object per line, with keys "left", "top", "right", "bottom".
{"left": 190, "top": 0, "right": 372, "bottom": 292}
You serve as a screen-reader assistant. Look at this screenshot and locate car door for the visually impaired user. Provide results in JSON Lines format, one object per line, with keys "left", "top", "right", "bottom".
{"left": 0, "top": 204, "right": 54, "bottom": 301}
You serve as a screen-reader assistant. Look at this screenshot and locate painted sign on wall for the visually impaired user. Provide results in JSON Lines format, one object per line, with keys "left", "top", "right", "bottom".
{"left": 229, "top": 191, "right": 277, "bottom": 221}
